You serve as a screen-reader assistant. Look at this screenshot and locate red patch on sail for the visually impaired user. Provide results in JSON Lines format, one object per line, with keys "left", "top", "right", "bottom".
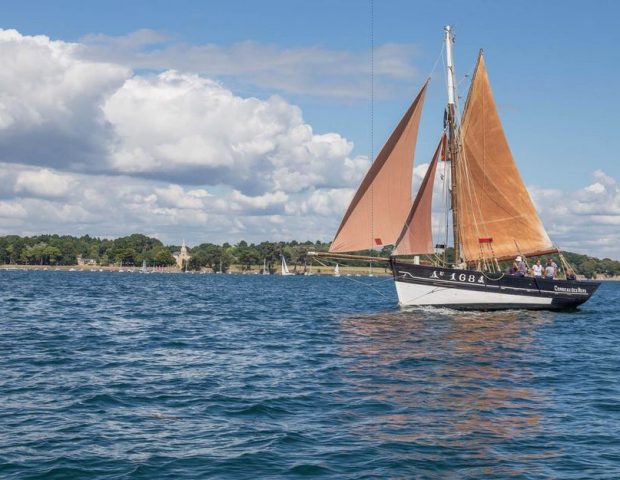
{"left": 478, "top": 237, "right": 493, "bottom": 244}
{"left": 374, "top": 238, "right": 383, "bottom": 246}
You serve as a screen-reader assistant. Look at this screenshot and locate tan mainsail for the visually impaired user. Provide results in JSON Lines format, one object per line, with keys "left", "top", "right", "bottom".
{"left": 330, "top": 82, "right": 428, "bottom": 253}
{"left": 393, "top": 135, "right": 445, "bottom": 256}
{"left": 457, "top": 53, "right": 556, "bottom": 262}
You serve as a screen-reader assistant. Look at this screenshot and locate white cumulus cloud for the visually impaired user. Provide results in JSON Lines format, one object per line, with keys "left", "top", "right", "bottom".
{"left": 14, "top": 168, "right": 74, "bottom": 199}
{"left": 0, "top": 29, "right": 129, "bottom": 171}
{"left": 529, "top": 170, "right": 620, "bottom": 258}
{"left": 104, "top": 70, "right": 368, "bottom": 193}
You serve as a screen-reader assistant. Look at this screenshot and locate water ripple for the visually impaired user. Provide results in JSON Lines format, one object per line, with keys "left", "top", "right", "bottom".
{"left": 1, "top": 271, "right": 619, "bottom": 478}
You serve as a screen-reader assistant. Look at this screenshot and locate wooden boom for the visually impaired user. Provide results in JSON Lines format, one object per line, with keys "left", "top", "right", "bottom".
{"left": 306, "top": 251, "right": 390, "bottom": 263}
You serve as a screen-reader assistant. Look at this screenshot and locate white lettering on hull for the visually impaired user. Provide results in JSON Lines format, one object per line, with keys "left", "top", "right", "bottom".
{"left": 554, "top": 285, "right": 587, "bottom": 294}
{"left": 399, "top": 270, "right": 485, "bottom": 286}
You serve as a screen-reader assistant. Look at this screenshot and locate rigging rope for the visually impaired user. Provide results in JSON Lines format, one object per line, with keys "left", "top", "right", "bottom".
{"left": 369, "top": 0, "right": 374, "bottom": 258}
{"left": 309, "top": 255, "right": 392, "bottom": 298}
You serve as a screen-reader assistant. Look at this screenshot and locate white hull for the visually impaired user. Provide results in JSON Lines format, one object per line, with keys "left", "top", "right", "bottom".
{"left": 395, "top": 279, "right": 552, "bottom": 308}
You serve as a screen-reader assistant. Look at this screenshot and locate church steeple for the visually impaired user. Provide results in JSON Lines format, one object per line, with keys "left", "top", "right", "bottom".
{"left": 174, "top": 239, "right": 191, "bottom": 269}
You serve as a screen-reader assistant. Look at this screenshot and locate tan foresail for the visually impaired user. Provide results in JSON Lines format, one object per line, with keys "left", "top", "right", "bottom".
{"left": 393, "top": 135, "right": 445, "bottom": 256}
{"left": 457, "top": 53, "right": 555, "bottom": 262}
{"left": 330, "top": 81, "right": 428, "bottom": 253}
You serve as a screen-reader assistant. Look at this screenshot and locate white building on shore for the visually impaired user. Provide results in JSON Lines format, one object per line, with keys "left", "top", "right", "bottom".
{"left": 173, "top": 240, "right": 191, "bottom": 269}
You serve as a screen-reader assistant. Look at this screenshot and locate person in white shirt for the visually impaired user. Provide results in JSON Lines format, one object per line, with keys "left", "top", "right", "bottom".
{"left": 532, "top": 259, "right": 543, "bottom": 277}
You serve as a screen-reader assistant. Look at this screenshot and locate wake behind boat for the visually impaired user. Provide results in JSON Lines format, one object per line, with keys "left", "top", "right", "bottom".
{"left": 311, "top": 26, "right": 600, "bottom": 310}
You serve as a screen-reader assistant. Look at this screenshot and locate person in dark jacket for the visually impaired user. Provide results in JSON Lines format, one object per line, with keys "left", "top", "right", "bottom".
{"left": 515, "top": 256, "right": 527, "bottom": 277}
{"left": 507, "top": 261, "right": 518, "bottom": 275}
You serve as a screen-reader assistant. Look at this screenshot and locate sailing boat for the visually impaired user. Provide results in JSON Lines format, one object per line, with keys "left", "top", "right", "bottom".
{"left": 262, "top": 258, "right": 270, "bottom": 275}
{"left": 281, "top": 255, "right": 293, "bottom": 276}
{"left": 314, "top": 26, "right": 600, "bottom": 310}
{"left": 334, "top": 263, "right": 340, "bottom": 277}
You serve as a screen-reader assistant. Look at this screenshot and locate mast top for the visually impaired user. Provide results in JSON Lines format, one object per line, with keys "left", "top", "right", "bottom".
{"left": 444, "top": 25, "right": 456, "bottom": 106}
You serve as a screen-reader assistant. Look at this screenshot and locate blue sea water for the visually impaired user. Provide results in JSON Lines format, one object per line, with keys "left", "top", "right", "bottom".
{"left": 0, "top": 271, "right": 619, "bottom": 479}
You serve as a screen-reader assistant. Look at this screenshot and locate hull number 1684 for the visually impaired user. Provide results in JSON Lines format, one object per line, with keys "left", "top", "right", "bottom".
{"left": 431, "top": 270, "right": 485, "bottom": 284}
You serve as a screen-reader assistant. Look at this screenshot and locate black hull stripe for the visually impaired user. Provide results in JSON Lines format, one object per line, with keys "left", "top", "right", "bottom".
{"left": 394, "top": 274, "right": 587, "bottom": 299}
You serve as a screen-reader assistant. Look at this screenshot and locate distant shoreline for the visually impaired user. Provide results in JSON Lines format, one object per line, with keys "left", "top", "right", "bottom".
{"left": 2, "top": 264, "right": 618, "bottom": 281}
{"left": 0, "top": 264, "right": 393, "bottom": 277}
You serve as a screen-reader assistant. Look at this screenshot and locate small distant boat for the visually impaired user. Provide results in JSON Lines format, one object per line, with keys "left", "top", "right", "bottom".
{"left": 334, "top": 263, "right": 340, "bottom": 277}
{"left": 140, "top": 260, "right": 148, "bottom": 274}
{"left": 216, "top": 258, "right": 223, "bottom": 274}
{"left": 281, "top": 255, "right": 293, "bottom": 276}
{"left": 262, "top": 258, "right": 269, "bottom": 275}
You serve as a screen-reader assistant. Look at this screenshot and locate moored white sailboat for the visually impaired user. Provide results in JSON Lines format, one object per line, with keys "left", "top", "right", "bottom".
{"left": 281, "top": 255, "right": 293, "bottom": 276}
{"left": 311, "top": 26, "right": 599, "bottom": 310}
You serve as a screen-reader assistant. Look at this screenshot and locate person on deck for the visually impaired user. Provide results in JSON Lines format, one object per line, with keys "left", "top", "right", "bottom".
{"left": 507, "top": 261, "right": 518, "bottom": 275}
{"left": 551, "top": 259, "right": 558, "bottom": 276}
{"left": 545, "top": 259, "right": 555, "bottom": 279}
{"left": 566, "top": 269, "right": 577, "bottom": 281}
{"left": 515, "top": 256, "right": 527, "bottom": 277}
{"left": 532, "top": 259, "right": 543, "bottom": 277}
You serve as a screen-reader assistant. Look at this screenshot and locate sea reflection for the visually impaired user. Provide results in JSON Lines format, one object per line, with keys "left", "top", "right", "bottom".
{"left": 338, "top": 308, "right": 560, "bottom": 472}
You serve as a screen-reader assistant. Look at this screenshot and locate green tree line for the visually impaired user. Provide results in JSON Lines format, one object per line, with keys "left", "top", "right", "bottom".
{"left": 1, "top": 234, "right": 618, "bottom": 277}
{"left": 0, "top": 234, "right": 177, "bottom": 267}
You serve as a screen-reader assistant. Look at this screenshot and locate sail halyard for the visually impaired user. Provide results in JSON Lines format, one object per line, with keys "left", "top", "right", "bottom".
{"left": 457, "top": 52, "right": 556, "bottom": 262}
{"left": 329, "top": 81, "right": 429, "bottom": 253}
{"left": 393, "top": 135, "right": 445, "bottom": 256}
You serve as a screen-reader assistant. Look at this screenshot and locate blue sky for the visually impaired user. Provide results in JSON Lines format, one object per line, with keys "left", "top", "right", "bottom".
{"left": 0, "top": 1, "right": 618, "bottom": 256}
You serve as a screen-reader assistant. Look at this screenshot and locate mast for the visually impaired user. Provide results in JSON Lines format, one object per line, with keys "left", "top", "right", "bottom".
{"left": 444, "top": 25, "right": 460, "bottom": 264}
